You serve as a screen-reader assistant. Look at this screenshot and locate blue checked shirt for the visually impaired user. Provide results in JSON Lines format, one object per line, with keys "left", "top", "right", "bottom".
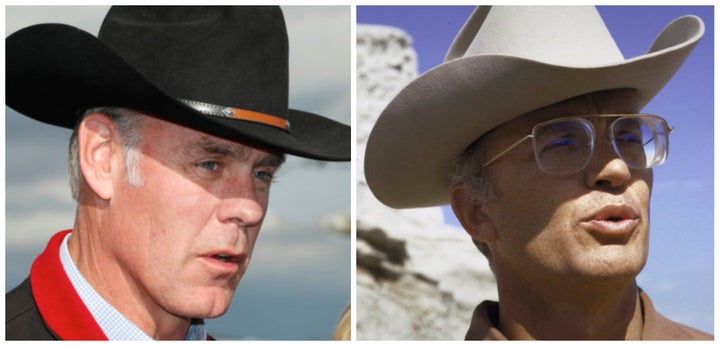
{"left": 59, "top": 233, "right": 207, "bottom": 340}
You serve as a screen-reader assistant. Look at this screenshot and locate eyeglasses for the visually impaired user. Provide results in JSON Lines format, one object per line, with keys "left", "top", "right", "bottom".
{"left": 480, "top": 114, "right": 673, "bottom": 175}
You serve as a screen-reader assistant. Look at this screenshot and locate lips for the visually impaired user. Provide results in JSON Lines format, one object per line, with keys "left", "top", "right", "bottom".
{"left": 210, "top": 253, "right": 242, "bottom": 264}
{"left": 202, "top": 250, "right": 246, "bottom": 274}
{"left": 580, "top": 204, "right": 641, "bottom": 240}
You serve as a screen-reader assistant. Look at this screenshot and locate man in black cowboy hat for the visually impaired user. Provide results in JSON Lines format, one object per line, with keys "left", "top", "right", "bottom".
{"left": 6, "top": 6, "right": 349, "bottom": 340}
{"left": 364, "top": 6, "right": 712, "bottom": 340}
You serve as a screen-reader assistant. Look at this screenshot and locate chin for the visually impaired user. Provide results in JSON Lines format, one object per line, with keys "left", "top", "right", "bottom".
{"left": 186, "top": 301, "right": 233, "bottom": 319}
{"left": 172, "top": 287, "right": 236, "bottom": 319}
{"left": 200, "top": 306, "right": 232, "bottom": 319}
{"left": 577, "top": 245, "right": 647, "bottom": 282}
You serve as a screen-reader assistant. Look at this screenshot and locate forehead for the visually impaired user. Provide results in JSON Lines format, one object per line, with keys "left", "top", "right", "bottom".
{"left": 140, "top": 115, "right": 284, "bottom": 163}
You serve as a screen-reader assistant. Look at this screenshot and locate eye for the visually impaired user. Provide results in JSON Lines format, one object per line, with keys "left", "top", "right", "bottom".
{"left": 542, "top": 136, "right": 580, "bottom": 151}
{"left": 197, "top": 160, "right": 219, "bottom": 172}
{"left": 253, "top": 169, "right": 276, "bottom": 183}
{"left": 615, "top": 131, "right": 644, "bottom": 144}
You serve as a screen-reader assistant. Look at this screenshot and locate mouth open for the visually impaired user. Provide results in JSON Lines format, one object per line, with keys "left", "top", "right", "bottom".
{"left": 212, "top": 254, "right": 240, "bottom": 264}
{"left": 581, "top": 205, "right": 640, "bottom": 240}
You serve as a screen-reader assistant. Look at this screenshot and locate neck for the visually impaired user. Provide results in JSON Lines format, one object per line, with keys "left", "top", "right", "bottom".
{"left": 70, "top": 203, "right": 191, "bottom": 340}
{"left": 496, "top": 274, "right": 643, "bottom": 340}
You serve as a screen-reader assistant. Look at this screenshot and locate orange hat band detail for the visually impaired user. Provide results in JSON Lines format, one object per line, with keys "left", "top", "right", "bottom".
{"left": 180, "top": 98, "right": 290, "bottom": 131}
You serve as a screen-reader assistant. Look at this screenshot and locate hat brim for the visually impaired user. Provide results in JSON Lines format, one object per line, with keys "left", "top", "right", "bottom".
{"left": 6, "top": 24, "right": 349, "bottom": 161}
{"left": 365, "top": 15, "right": 703, "bottom": 208}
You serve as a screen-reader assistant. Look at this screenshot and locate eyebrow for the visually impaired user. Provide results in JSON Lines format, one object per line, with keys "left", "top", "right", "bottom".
{"left": 190, "top": 136, "right": 286, "bottom": 167}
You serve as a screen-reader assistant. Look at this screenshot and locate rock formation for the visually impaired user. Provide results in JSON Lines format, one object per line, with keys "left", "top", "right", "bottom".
{"left": 356, "top": 24, "right": 498, "bottom": 340}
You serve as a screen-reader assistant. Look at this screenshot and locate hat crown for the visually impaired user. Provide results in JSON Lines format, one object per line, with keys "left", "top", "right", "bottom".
{"left": 99, "top": 6, "right": 289, "bottom": 119}
{"left": 446, "top": 6, "right": 624, "bottom": 67}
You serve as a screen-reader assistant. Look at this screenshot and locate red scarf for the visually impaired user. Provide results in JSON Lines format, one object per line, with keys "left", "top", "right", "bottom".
{"left": 30, "top": 230, "right": 107, "bottom": 340}
{"left": 29, "top": 230, "right": 215, "bottom": 340}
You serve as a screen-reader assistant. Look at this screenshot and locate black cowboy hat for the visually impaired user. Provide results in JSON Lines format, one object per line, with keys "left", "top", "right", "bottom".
{"left": 6, "top": 6, "right": 349, "bottom": 161}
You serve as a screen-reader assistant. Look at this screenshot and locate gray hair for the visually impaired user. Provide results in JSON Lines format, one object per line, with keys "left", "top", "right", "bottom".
{"left": 449, "top": 134, "right": 497, "bottom": 262}
{"left": 449, "top": 134, "right": 496, "bottom": 206}
{"left": 68, "top": 107, "right": 145, "bottom": 200}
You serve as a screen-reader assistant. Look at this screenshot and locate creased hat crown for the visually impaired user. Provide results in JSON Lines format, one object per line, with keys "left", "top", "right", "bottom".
{"left": 99, "top": 6, "right": 290, "bottom": 120}
{"left": 446, "top": 6, "right": 623, "bottom": 66}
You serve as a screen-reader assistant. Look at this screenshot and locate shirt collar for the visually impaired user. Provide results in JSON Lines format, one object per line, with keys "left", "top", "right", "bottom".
{"left": 464, "top": 289, "right": 707, "bottom": 340}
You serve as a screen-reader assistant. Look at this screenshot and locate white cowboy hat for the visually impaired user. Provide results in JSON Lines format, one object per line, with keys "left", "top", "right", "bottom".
{"left": 364, "top": 6, "right": 704, "bottom": 208}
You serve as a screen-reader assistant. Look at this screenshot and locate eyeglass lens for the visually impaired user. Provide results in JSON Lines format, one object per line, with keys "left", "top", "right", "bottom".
{"left": 532, "top": 116, "right": 669, "bottom": 174}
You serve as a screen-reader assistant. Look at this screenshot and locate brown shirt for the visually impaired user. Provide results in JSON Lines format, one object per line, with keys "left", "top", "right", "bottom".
{"left": 465, "top": 289, "right": 713, "bottom": 340}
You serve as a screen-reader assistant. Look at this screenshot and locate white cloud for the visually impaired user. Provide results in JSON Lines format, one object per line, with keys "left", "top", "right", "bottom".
{"left": 6, "top": 6, "right": 108, "bottom": 36}
{"left": 284, "top": 6, "right": 350, "bottom": 89}
{"left": 6, "top": 173, "right": 76, "bottom": 246}
{"left": 6, "top": 209, "right": 75, "bottom": 246}
{"left": 7, "top": 175, "right": 74, "bottom": 208}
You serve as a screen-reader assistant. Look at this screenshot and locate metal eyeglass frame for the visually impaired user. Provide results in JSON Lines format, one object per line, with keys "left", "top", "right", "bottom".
{"left": 478, "top": 114, "right": 673, "bottom": 174}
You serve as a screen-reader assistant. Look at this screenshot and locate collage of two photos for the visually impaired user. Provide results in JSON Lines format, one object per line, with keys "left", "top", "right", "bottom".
{"left": 5, "top": 5, "right": 714, "bottom": 341}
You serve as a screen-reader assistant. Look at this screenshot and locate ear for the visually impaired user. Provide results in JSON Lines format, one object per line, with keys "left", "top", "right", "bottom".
{"left": 450, "top": 183, "right": 498, "bottom": 244}
{"left": 77, "top": 113, "right": 121, "bottom": 200}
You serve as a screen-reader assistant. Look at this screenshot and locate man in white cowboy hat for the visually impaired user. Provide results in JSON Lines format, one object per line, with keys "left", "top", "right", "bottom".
{"left": 5, "top": 6, "right": 349, "bottom": 340}
{"left": 364, "top": 6, "right": 712, "bottom": 340}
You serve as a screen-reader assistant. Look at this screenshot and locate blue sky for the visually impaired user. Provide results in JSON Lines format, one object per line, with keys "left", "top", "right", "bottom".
{"left": 358, "top": 6, "right": 714, "bottom": 334}
{"left": 5, "top": 6, "right": 350, "bottom": 340}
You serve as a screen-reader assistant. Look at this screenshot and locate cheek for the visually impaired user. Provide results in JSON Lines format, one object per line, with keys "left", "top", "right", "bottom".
{"left": 142, "top": 160, "right": 219, "bottom": 215}
{"left": 489, "top": 162, "right": 575, "bottom": 227}
{"left": 486, "top": 164, "right": 590, "bottom": 259}
{"left": 121, "top": 165, "right": 220, "bottom": 261}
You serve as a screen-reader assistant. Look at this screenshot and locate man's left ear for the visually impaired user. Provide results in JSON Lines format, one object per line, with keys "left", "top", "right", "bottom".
{"left": 450, "top": 183, "right": 498, "bottom": 244}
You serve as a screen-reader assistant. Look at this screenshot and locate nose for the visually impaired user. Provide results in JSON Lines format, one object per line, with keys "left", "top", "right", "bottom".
{"left": 216, "top": 175, "right": 267, "bottom": 229}
{"left": 585, "top": 141, "right": 631, "bottom": 191}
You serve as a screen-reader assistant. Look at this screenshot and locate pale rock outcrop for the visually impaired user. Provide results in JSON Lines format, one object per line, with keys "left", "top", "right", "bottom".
{"left": 357, "top": 24, "right": 498, "bottom": 340}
